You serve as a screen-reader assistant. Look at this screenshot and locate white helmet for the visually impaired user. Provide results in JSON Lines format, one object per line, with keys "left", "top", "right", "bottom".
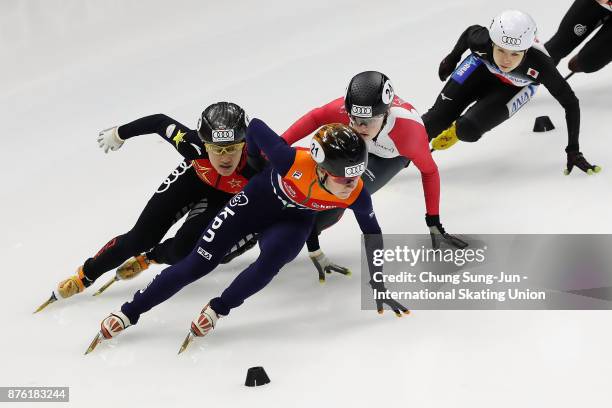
{"left": 489, "top": 10, "right": 537, "bottom": 51}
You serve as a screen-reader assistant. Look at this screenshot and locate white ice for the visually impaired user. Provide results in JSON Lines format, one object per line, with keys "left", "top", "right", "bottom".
{"left": 1, "top": 0, "right": 611, "bottom": 407}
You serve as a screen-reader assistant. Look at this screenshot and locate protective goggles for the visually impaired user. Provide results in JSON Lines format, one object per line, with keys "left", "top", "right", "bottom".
{"left": 323, "top": 170, "right": 361, "bottom": 185}
{"left": 349, "top": 114, "right": 385, "bottom": 127}
{"left": 204, "top": 142, "right": 245, "bottom": 155}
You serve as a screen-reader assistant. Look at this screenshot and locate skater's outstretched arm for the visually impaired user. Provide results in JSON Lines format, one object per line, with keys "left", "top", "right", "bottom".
{"left": 534, "top": 52, "right": 581, "bottom": 152}
{"left": 247, "top": 118, "right": 296, "bottom": 175}
{"left": 114, "top": 114, "right": 203, "bottom": 159}
{"left": 350, "top": 192, "right": 382, "bottom": 280}
{"left": 388, "top": 110, "right": 440, "bottom": 216}
{"left": 439, "top": 25, "right": 489, "bottom": 81}
{"left": 450, "top": 25, "right": 487, "bottom": 57}
{"left": 349, "top": 190, "right": 381, "bottom": 235}
{"left": 350, "top": 192, "right": 409, "bottom": 316}
{"left": 281, "top": 98, "right": 348, "bottom": 146}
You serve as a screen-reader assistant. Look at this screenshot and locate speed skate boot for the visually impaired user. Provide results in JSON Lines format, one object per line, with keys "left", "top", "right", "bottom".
{"left": 431, "top": 122, "right": 458, "bottom": 150}
{"left": 34, "top": 266, "right": 92, "bottom": 313}
{"left": 93, "top": 254, "right": 155, "bottom": 296}
{"left": 117, "top": 254, "right": 154, "bottom": 279}
{"left": 85, "top": 311, "right": 132, "bottom": 354}
{"left": 178, "top": 304, "right": 220, "bottom": 354}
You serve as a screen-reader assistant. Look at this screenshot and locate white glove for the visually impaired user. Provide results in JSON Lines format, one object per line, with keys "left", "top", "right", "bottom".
{"left": 309, "top": 249, "right": 351, "bottom": 283}
{"left": 97, "top": 127, "right": 124, "bottom": 153}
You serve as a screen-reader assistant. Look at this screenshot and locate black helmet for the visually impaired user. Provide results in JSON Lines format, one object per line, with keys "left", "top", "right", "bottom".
{"left": 344, "top": 71, "right": 394, "bottom": 118}
{"left": 310, "top": 124, "right": 368, "bottom": 177}
{"left": 197, "top": 102, "right": 248, "bottom": 145}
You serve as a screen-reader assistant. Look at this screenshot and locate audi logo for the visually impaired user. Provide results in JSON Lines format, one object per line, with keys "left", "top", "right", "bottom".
{"left": 212, "top": 129, "right": 235, "bottom": 142}
{"left": 351, "top": 105, "right": 373, "bottom": 118}
{"left": 501, "top": 36, "right": 521, "bottom": 46}
{"left": 344, "top": 162, "right": 365, "bottom": 177}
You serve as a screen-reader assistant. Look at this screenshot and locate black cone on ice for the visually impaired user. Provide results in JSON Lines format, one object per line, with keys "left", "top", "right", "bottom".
{"left": 245, "top": 366, "right": 270, "bottom": 387}
{"left": 533, "top": 116, "right": 555, "bottom": 132}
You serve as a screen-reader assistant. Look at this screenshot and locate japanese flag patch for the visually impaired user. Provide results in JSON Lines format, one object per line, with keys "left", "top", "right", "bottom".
{"left": 527, "top": 68, "right": 539, "bottom": 79}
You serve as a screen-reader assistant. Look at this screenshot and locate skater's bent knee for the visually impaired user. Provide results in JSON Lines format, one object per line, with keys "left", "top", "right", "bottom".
{"left": 122, "top": 230, "right": 159, "bottom": 254}
{"left": 179, "top": 249, "right": 219, "bottom": 279}
{"left": 456, "top": 118, "right": 483, "bottom": 143}
{"left": 253, "top": 255, "right": 285, "bottom": 274}
{"left": 165, "top": 242, "right": 193, "bottom": 264}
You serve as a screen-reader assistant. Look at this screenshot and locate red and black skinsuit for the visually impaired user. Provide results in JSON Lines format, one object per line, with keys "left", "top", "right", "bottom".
{"left": 82, "top": 114, "right": 259, "bottom": 284}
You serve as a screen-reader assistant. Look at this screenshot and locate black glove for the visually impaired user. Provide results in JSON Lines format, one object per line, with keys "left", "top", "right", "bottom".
{"left": 309, "top": 251, "right": 351, "bottom": 283}
{"left": 564, "top": 150, "right": 601, "bottom": 175}
{"left": 438, "top": 53, "right": 461, "bottom": 81}
{"left": 425, "top": 214, "right": 468, "bottom": 249}
{"left": 370, "top": 282, "right": 410, "bottom": 317}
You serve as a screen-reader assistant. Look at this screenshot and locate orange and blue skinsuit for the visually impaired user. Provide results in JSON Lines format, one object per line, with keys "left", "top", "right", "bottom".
{"left": 120, "top": 119, "right": 383, "bottom": 322}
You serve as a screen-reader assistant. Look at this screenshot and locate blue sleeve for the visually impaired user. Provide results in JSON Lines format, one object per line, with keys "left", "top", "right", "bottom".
{"left": 349, "top": 188, "right": 383, "bottom": 285}
{"left": 246, "top": 118, "right": 296, "bottom": 176}
{"left": 117, "top": 114, "right": 204, "bottom": 160}
{"left": 349, "top": 189, "right": 382, "bottom": 235}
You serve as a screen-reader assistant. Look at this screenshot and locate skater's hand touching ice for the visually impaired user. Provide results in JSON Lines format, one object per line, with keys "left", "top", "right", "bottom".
{"left": 309, "top": 250, "right": 351, "bottom": 283}
{"left": 564, "top": 151, "right": 602, "bottom": 176}
{"left": 369, "top": 281, "right": 410, "bottom": 317}
{"left": 426, "top": 214, "right": 468, "bottom": 249}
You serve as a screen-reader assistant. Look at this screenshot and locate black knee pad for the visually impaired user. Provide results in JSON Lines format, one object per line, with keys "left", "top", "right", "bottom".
{"left": 165, "top": 240, "right": 196, "bottom": 264}
{"left": 122, "top": 229, "right": 159, "bottom": 256}
{"left": 423, "top": 112, "right": 449, "bottom": 142}
{"left": 576, "top": 54, "right": 611, "bottom": 73}
{"left": 456, "top": 118, "right": 483, "bottom": 143}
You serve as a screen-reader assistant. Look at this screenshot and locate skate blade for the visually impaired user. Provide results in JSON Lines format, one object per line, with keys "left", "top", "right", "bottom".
{"left": 33, "top": 292, "right": 58, "bottom": 314}
{"left": 92, "top": 276, "right": 119, "bottom": 296}
{"left": 178, "top": 332, "right": 195, "bottom": 355}
{"left": 84, "top": 332, "right": 103, "bottom": 355}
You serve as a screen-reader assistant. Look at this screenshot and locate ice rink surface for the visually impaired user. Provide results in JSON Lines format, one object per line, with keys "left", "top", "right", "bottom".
{"left": 1, "top": 0, "right": 611, "bottom": 406}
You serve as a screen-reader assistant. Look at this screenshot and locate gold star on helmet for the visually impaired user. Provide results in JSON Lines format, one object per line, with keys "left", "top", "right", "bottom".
{"left": 172, "top": 129, "right": 186, "bottom": 148}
